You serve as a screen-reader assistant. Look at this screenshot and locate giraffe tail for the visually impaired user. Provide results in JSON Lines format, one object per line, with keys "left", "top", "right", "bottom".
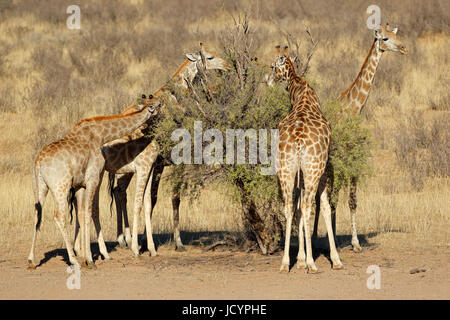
{"left": 34, "top": 203, "right": 42, "bottom": 231}
{"left": 32, "top": 162, "right": 43, "bottom": 231}
{"left": 68, "top": 187, "right": 76, "bottom": 224}
{"left": 107, "top": 172, "right": 116, "bottom": 217}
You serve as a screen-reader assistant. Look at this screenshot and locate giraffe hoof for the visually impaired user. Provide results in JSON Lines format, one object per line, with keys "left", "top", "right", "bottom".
{"left": 352, "top": 245, "right": 362, "bottom": 253}
{"left": 296, "top": 262, "right": 307, "bottom": 269}
{"left": 332, "top": 263, "right": 344, "bottom": 270}
{"left": 27, "top": 260, "right": 37, "bottom": 270}
{"left": 149, "top": 251, "right": 158, "bottom": 257}
{"left": 175, "top": 245, "right": 186, "bottom": 252}
{"left": 279, "top": 264, "right": 290, "bottom": 273}
{"left": 307, "top": 266, "right": 318, "bottom": 274}
{"left": 82, "top": 260, "right": 96, "bottom": 270}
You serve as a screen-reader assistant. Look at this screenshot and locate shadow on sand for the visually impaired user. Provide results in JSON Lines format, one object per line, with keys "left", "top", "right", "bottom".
{"left": 37, "top": 230, "right": 392, "bottom": 268}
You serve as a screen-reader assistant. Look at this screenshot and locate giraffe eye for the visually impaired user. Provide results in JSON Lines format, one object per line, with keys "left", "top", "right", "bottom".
{"left": 382, "top": 38, "right": 389, "bottom": 41}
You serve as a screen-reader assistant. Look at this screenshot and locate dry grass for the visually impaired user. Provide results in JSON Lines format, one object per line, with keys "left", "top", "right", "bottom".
{"left": 0, "top": 0, "right": 449, "bottom": 256}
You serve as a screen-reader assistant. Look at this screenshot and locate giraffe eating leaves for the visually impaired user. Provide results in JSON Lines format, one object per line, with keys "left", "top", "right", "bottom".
{"left": 28, "top": 98, "right": 160, "bottom": 269}
{"left": 272, "top": 45, "right": 342, "bottom": 273}
{"left": 107, "top": 43, "right": 230, "bottom": 255}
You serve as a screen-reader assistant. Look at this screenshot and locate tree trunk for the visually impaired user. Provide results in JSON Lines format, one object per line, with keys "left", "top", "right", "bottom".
{"left": 236, "top": 179, "right": 282, "bottom": 254}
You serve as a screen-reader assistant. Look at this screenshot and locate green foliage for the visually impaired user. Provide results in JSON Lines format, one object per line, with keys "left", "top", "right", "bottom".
{"left": 152, "top": 62, "right": 290, "bottom": 207}
{"left": 322, "top": 98, "right": 373, "bottom": 194}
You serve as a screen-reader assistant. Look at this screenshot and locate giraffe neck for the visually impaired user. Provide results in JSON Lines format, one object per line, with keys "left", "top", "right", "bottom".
{"left": 339, "top": 39, "right": 383, "bottom": 115}
{"left": 72, "top": 107, "right": 151, "bottom": 146}
{"left": 284, "top": 58, "right": 308, "bottom": 104}
{"left": 154, "top": 59, "right": 198, "bottom": 97}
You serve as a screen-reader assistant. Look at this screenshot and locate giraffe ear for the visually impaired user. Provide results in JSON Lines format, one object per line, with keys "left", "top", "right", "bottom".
{"left": 275, "top": 45, "right": 281, "bottom": 54}
{"left": 186, "top": 53, "right": 198, "bottom": 62}
{"left": 283, "top": 46, "right": 289, "bottom": 56}
{"left": 374, "top": 28, "right": 382, "bottom": 39}
{"left": 391, "top": 27, "right": 398, "bottom": 34}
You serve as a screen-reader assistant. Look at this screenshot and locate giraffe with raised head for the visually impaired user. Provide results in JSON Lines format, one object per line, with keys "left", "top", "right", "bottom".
{"left": 28, "top": 99, "right": 160, "bottom": 269}
{"left": 314, "top": 23, "right": 407, "bottom": 252}
{"left": 272, "top": 45, "right": 342, "bottom": 273}
{"left": 107, "top": 43, "right": 231, "bottom": 254}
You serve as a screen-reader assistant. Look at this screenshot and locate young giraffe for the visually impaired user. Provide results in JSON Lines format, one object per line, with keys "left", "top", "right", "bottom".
{"left": 73, "top": 94, "right": 162, "bottom": 258}
{"left": 108, "top": 43, "right": 231, "bottom": 253}
{"left": 28, "top": 101, "right": 159, "bottom": 269}
{"left": 313, "top": 23, "right": 407, "bottom": 252}
{"left": 272, "top": 46, "right": 342, "bottom": 273}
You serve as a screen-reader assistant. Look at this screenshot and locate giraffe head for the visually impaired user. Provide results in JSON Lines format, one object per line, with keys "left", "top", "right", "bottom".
{"left": 374, "top": 23, "right": 407, "bottom": 55}
{"left": 137, "top": 94, "right": 162, "bottom": 115}
{"left": 186, "top": 42, "right": 232, "bottom": 72}
{"left": 266, "top": 45, "right": 298, "bottom": 85}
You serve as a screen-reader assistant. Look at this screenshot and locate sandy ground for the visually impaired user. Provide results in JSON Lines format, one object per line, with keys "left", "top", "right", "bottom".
{"left": 0, "top": 235, "right": 448, "bottom": 300}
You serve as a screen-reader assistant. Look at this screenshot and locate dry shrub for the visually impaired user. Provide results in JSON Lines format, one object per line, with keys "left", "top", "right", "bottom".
{"left": 394, "top": 112, "right": 450, "bottom": 190}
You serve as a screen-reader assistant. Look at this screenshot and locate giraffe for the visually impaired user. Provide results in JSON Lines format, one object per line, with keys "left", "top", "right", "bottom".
{"left": 108, "top": 43, "right": 231, "bottom": 253}
{"left": 28, "top": 100, "right": 160, "bottom": 269}
{"left": 72, "top": 94, "right": 162, "bottom": 258}
{"left": 313, "top": 23, "right": 407, "bottom": 252}
{"left": 272, "top": 45, "right": 342, "bottom": 273}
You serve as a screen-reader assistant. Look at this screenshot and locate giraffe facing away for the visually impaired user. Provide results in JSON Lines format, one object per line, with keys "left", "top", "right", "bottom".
{"left": 312, "top": 23, "right": 407, "bottom": 252}
{"left": 28, "top": 100, "right": 160, "bottom": 269}
{"left": 107, "top": 43, "right": 231, "bottom": 254}
{"left": 272, "top": 46, "right": 342, "bottom": 273}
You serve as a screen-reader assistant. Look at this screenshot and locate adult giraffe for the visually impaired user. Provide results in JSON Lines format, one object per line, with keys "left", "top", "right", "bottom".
{"left": 108, "top": 43, "right": 231, "bottom": 254}
{"left": 28, "top": 100, "right": 160, "bottom": 269}
{"left": 314, "top": 23, "right": 407, "bottom": 252}
{"left": 272, "top": 45, "right": 342, "bottom": 273}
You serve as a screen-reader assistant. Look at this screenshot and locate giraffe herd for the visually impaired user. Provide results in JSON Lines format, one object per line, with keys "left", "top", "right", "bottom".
{"left": 28, "top": 23, "right": 406, "bottom": 273}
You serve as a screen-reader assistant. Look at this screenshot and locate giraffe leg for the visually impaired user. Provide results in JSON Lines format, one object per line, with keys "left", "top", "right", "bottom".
{"left": 326, "top": 164, "right": 340, "bottom": 250}
{"left": 143, "top": 167, "right": 157, "bottom": 256}
{"left": 27, "top": 179, "right": 48, "bottom": 269}
{"left": 312, "top": 193, "right": 320, "bottom": 243}
{"left": 113, "top": 177, "right": 125, "bottom": 248}
{"left": 302, "top": 179, "right": 318, "bottom": 273}
{"left": 114, "top": 173, "right": 133, "bottom": 248}
{"left": 131, "top": 172, "right": 148, "bottom": 257}
{"left": 172, "top": 190, "right": 185, "bottom": 251}
{"left": 296, "top": 192, "right": 307, "bottom": 269}
{"left": 82, "top": 182, "right": 99, "bottom": 269}
{"left": 331, "top": 201, "right": 340, "bottom": 250}
{"left": 53, "top": 191, "right": 80, "bottom": 268}
{"left": 141, "top": 160, "right": 160, "bottom": 251}
{"left": 74, "top": 189, "right": 84, "bottom": 256}
{"left": 92, "top": 185, "right": 110, "bottom": 260}
{"left": 349, "top": 177, "right": 362, "bottom": 252}
{"left": 318, "top": 180, "right": 343, "bottom": 269}
{"left": 280, "top": 172, "right": 295, "bottom": 272}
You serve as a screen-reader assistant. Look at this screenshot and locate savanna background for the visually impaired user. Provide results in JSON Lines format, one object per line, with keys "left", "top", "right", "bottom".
{"left": 0, "top": 0, "right": 448, "bottom": 299}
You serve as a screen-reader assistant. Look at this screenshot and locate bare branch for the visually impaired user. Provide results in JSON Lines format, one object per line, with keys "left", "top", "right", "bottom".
{"left": 184, "top": 77, "right": 207, "bottom": 117}
{"left": 299, "top": 25, "right": 319, "bottom": 77}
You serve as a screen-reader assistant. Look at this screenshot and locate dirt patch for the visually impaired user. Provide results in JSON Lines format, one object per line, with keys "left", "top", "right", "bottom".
{"left": 0, "top": 236, "right": 448, "bottom": 300}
